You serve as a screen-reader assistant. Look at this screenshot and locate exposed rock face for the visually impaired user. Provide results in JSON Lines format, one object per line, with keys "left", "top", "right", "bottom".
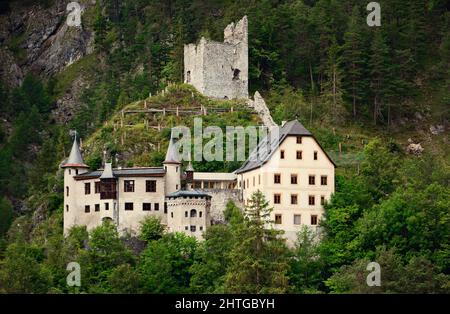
{"left": 406, "top": 139, "right": 424, "bottom": 155}
{"left": 52, "top": 75, "right": 89, "bottom": 124}
{"left": 246, "top": 91, "right": 277, "bottom": 129}
{"left": 430, "top": 124, "right": 445, "bottom": 135}
{"left": 0, "top": 0, "right": 94, "bottom": 87}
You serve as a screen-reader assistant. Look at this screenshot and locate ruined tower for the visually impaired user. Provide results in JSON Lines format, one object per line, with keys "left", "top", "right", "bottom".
{"left": 184, "top": 16, "right": 248, "bottom": 99}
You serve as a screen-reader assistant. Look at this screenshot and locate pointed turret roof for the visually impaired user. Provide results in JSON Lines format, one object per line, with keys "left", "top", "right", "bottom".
{"left": 100, "top": 162, "right": 115, "bottom": 179}
{"left": 61, "top": 136, "right": 89, "bottom": 168}
{"left": 186, "top": 161, "right": 194, "bottom": 172}
{"left": 164, "top": 134, "right": 181, "bottom": 164}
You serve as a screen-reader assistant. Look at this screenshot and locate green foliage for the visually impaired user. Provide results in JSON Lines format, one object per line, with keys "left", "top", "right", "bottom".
{"left": 139, "top": 233, "right": 197, "bottom": 293}
{"left": 224, "top": 190, "right": 290, "bottom": 293}
{"left": 326, "top": 247, "right": 449, "bottom": 294}
{"left": 289, "top": 226, "right": 325, "bottom": 293}
{"left": 138, "top": 216, "right": 165, "bottom": 242}
{"left": 0, "top": 242, "right": 52, "bottom": 293}
{"left": 0, "top": 197, "right": 13, "bottom": 237}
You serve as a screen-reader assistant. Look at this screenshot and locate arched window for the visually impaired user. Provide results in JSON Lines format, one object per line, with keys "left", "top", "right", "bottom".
{"left": 233, "top": 68, "right": 240, "bottom": 80}
{"left": 190, "top": 209, "right": 197, "bottom": 218}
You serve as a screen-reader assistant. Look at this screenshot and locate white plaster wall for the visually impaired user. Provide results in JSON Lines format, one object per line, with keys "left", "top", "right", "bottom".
{"left": 238, "top": 135, "right": 335, "bottom": 245}
{"left": 116, "top": 176, "right": 167, "bottom": 235}
{"left": 166, "top": 198, "right": 211, "bottom": 240}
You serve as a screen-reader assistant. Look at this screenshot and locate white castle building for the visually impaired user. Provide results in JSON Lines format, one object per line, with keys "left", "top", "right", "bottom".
{"left": 62, "top": 120, "right": 335, "bottom": 243}
{"left": 61, "top": 16, "right": 335, "bottom": 243}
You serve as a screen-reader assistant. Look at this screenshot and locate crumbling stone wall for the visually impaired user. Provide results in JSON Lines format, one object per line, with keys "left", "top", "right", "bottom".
{"left": 197, "top": 189, "right": 243, "bottom": 223}
{"left": 246, "top": 91, "right": 277, "bottom": 129}
{"left": 184, "top": 16, "right": 248, "bottom": 99}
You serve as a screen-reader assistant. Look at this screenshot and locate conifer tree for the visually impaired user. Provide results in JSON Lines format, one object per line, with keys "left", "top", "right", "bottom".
{"left": 340, "top": 6, "right": 368, "bottom": 118}
{"left": 369, "top": 30, "right": 393, "bottom": 124}
{"left": 224, "top": 190, "right": 290, "bottom": 293}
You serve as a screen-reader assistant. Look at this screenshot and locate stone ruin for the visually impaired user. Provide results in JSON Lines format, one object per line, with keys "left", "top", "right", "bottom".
{"left": 184, "top": 16, "right": 248, "bottom": 100}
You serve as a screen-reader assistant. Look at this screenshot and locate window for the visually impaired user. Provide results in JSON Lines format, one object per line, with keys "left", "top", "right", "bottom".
{"left": 321, "top": 175, "right": 328, "bottom": 186}
{"left": 309, "top": 195, "right": 315, "bottom": 206}
{"left": 146, "top": 180, "right": 156, "bottom": 192}
{"left": 314, "top": 151, "right": 318, "bottom": 160}
{"left": 280, "top": 150, "right": 285, "bottom": 159}
{"left": 95, "top": 182, "right": 101, "bottom": 193}
{"left": 66, "top": 205, "right": 69, "bottom": 212}
{"left": 253, "top": 176, "right": 255, "bottom": 186}
{"left": 243, "top": 180, "right": 245, "bottom": 189}
{"left": 185, "top": 226, "right": 188, "bottom": 230}
{"left": 291, "top": 174, "right": 298, "bottom": 184}
{"left": 296, "top": 150, "right": 302, "bottom": 160}
{"left": 124, "top": 180, "right": 135, "bottom": 192}
{"left": 85, "top": 183, "right": 91, "bottom": 195}
{"left": 105, "top": 203, "right": 109, "bottom": 210}
{"left": 154, "top": 203, "right": 159, "bottom": 211}
{"left": 69, "top": 169, "right": 71, "bottom": 175}
{"left": 76, "top": 169, "right": 78, "bottom": 175}
{"left": 275, "top": 214, "right": 282, "bottom": 224}
{"left": 291, "top": 194, "right": 298, "bottom": 205}
{"left": 143, "top": 203, "right": 151, "bottom": 211}
{"left": 95, "top": 204, "right": 100, "bottom": 212}
{"left": 199, "top": 211, "right": 203, "bottom": 218}
{"left": 321, "top": 196, "right": 325, "bottom": 205}
{"left": 186, "top": 70, "right": 191, "bottom": 83}
{"left": 164, "top": 202, "right": 167, "bottom": 214}
{"left": 190, "top": 209, "right": 197, "bottom": 218}
{"left": 200, "top": 226, "right": 203, "bottom": 231}
{"left": 311, "top": 215, "right": 318, "bottom": 225}
{"left": 274, "top": 174, "right": 281, "bottom": 184}
{"left": 85, "top": 205, "right": 90, "bottom": 213}
{"left": 171, "top": 212, "right": 173, "bottom": 218}
{"left": 233, "top": 68, "right": 240, "bottom": 80}
{"left": 294, "top": 214, "right": 301, "bottom": 225}
{"left": 66, "top": 186, "right": 69, "bottom": 197}
{"left": 125, "top": 202, "right": 134, "bottom": 211}
{"left": 309, "top": 175, "right": 315, "bottom": 185}
{"left": 258, "top": 175, "right": 261, "bottom": 185}
{"left": 190, "top": 225, "right": 197, "bottom": 232}
{"left": 296, "top": 136, "right": 302, "bottom": 144}
{"left": 185, "top": 211, "right": 188, "bottom": 217}
{"left": 274, "top": 194, "right": 281, "bottom": 204}
{"left": 247, "top": 179, "right": 249, "bottom": 188}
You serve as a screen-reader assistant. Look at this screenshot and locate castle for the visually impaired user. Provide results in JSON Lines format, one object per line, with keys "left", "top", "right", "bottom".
{"left": 184, "top": 16, "right": 248, "bottom": 99}
{"left": 61, "top": 17, "right": 335, "bottom": 244}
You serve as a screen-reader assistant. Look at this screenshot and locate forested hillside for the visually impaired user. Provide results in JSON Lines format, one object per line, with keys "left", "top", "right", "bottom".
{"left": 0, "top": 0, "right": 448, "bottom": 293}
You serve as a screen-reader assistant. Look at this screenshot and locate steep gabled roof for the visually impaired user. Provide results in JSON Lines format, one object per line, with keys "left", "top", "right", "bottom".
{"left": 235, "top": 120, "right": 335, "bottom": 174}
{"left": 164, "top": 136, "right": 181, "bottom": 164}
{"left": 100, "top": 162, "right": 115, "bottom": 179}
{"left": 61, "top": 137, "right": 89, "bottom": 168}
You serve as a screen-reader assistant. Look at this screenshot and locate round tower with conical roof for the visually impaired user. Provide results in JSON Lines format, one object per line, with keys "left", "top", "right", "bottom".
{"left": 61, "top": 134, "right": 90, "bottom": 234}
{"left": 163, "top": 134, "right": 182, "bottom": 195}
